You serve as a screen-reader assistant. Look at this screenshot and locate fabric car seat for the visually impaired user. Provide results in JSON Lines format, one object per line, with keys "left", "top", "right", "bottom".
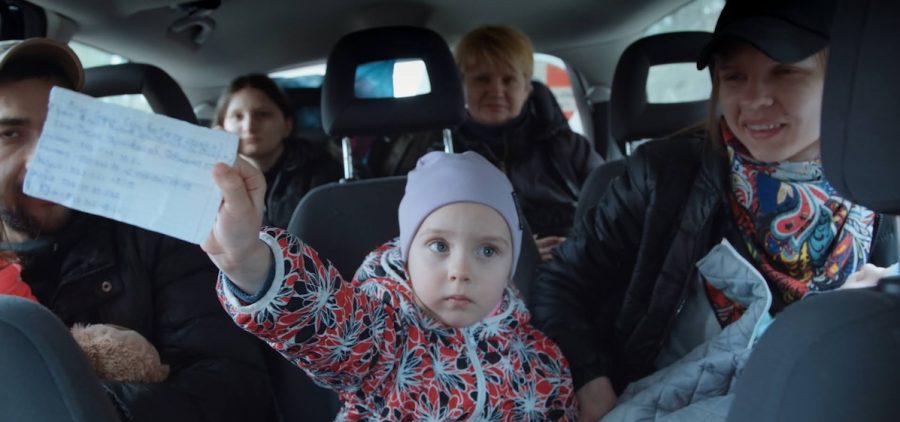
{"left": 0, "top": 295, "right": 121, "bottom": 422}
{"left": 727, "top": 1, "right": 900, "bottom": 420}
{"left": 574, "top": 31, "right": 712, "bottom": 226}
{"left": 284, "top": 25, "right": 539, "bottom": 421}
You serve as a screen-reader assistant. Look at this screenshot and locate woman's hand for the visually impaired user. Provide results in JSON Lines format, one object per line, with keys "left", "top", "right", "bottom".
{"left": 577, "top": 376, "right": 617, "bottom": 422}
{"left": 202, "top": 157, "right": 272, "bottom": 293}
{"left": 535, "top": 235, "right": 566, "bottom": 262}
{"left": 841, "top": 263, "right": 894, "bottom": 289}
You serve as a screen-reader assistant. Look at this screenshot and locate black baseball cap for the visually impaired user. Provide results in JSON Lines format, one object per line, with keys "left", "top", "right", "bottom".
{"left": 697, "top": 0, "right": 836, "bottom": 69}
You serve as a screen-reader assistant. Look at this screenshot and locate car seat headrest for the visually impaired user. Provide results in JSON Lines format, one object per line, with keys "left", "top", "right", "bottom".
{"left": 82, "top": 63, "right": 197, "bottom": 124}
{"left": 610, "top": 31, "right": 712, "bottom": 154}
{"left": 321, "top": 25, "right": 465, "bottom": 137}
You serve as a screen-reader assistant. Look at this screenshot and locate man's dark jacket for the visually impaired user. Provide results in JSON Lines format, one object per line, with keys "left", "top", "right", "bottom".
{"left": 16, "top": 213, "right": 276, "bottom": 422}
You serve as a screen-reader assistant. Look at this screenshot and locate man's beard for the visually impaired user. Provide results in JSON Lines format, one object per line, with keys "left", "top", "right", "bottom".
{"left": 0, "top": 198, "right": 70, "bottom": 240}
{"left": 1, "top": 205, "right": 43, "bottom": 239}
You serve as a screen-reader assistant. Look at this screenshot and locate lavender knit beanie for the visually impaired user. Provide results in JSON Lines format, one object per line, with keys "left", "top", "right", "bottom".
{"left": 398, "top": 151, "right": 522, "bottom": 271}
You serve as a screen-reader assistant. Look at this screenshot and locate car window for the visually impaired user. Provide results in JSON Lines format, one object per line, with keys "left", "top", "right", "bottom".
{"left": 269, "top": 62, "right": 326, "bottom": 88}
{"left": 352, "top": 59, "right": 431, "bottom": 99}
{"left": 533, "top": 53, "right": 583, "bottom": 135}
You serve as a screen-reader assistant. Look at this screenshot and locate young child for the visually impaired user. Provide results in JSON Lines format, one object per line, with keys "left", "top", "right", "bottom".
{"left": 205, "top": 151, "right": 576, "bottom": 420}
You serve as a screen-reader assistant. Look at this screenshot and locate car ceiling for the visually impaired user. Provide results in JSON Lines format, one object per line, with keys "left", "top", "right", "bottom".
{"left": 31, "top": 0, "right": 691, "bottom": 104}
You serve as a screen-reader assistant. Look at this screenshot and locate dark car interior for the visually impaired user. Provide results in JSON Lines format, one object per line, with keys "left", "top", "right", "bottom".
{"left": 0, "top": 0, "right": 898, "bottom": 420}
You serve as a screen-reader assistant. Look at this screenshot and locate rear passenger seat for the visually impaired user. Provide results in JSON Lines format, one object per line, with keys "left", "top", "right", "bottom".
{"left": 278, "top": 25, "right": 468, "bottom": 422}
{"left": 574, "top": 31, "right": 712, "bottom": 226}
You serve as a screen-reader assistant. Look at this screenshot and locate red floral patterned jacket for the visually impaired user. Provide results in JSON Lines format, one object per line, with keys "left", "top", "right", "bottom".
{"left": 217, "top": 227, "right": 576, "bottom": 421}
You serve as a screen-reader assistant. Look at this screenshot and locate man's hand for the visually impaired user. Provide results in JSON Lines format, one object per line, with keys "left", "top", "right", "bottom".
{"left": 577, "top": 376, "right": 617, "bottom": 422}
{"left": 202, "top": 157, "right": 271, "bottom": 293}
{"left": 535, "top": 235, "right": 566, "bottom": 262}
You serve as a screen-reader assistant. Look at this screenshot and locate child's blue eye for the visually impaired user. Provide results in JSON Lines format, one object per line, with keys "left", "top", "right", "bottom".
{"left": 478, "top": 246, "right": 496, "bottom": 257}
{"left": 428, "top": 241, "right": 448, "bottom": 253}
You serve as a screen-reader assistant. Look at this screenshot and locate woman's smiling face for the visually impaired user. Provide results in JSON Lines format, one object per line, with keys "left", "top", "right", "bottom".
{"left": 716, "top": 43, "right": 827, "bottom": 162}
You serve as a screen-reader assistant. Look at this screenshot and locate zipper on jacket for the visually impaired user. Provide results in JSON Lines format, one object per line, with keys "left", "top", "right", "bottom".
{"left": 657, "top": 268, "right": 692, "bottom": 354}
{"left": 656, "top": 179, "right": 723, "bottom": 354}
{"left": 462, "top": 328, "right": 487, "bottom": 419}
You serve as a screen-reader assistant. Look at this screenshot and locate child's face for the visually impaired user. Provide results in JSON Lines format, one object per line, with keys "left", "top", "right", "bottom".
{"left": 407, "top": 202, "right": 513, "bottom": 328}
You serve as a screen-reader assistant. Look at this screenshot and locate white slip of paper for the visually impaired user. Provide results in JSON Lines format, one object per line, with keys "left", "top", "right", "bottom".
{"left": 23, "top": 87, "right": 239, "bottom": 245}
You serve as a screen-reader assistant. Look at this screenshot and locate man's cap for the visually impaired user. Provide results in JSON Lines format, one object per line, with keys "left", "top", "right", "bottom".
{"left": 0, "top": 38, "right": 84, "bottom": 89}
{"left": 697, "top": 0, "right": 836, "bottom": 70}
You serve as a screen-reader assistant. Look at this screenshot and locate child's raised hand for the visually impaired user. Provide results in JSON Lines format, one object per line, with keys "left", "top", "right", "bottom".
{"left": 202, "top": 157, "right": 272, "bottom": 293}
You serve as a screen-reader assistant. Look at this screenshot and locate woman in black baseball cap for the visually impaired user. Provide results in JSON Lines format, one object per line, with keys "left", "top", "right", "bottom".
{"left": 530, "top": 1, "right": 896, "bottom": 420}
{"left": 698, "top": 0, "right": 836, "bottom": 164}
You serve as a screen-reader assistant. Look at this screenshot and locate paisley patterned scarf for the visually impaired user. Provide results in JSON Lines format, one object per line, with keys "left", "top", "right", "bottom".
{"left": 705, "top": 121, "right": 876, "bottom": 326}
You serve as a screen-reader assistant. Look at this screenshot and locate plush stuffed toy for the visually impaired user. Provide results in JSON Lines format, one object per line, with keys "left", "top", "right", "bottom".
{"left": 2, "top": 255, "right": 168, "bottom": 383}
{"left": 70, "top": 323, "right": 170, "bottom": 383}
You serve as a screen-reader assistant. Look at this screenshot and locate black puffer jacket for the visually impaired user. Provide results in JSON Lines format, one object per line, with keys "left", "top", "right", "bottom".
{"left": 263, "top": 138, "right": 341, "bottom": 228}
{"left": 14, "top": 213, "right": 276, "bottom": 422}
{"left": 530, "top": 133, "right": 897, "bottom": 391}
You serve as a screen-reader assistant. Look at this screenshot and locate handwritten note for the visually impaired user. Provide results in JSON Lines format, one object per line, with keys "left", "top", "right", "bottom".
{"left": 23, "top": 87, "right": 238, "bottom": 245}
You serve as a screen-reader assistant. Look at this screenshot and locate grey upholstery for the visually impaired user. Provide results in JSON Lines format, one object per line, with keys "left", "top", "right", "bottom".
{"left": 728, "top": 1, "right": 900, "bottom": 421}
{"left": 608, "top": 31, "right": 712, "bottom": 158}
{"left": 321, "top": 25, "right": 465, "bottom": 137}
{"left": 726, "top": 288, "right": 900, "bottom": 422}
{"left": 83, "top": 63, "right": 197, "bottom": 124}
{"left": 0, "top": 295, "right": 120, "bottom": 422}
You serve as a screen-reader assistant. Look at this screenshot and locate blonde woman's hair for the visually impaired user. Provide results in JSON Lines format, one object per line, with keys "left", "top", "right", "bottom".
{"left": 455, "top": 25, "right": 534, "bottom": 80}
